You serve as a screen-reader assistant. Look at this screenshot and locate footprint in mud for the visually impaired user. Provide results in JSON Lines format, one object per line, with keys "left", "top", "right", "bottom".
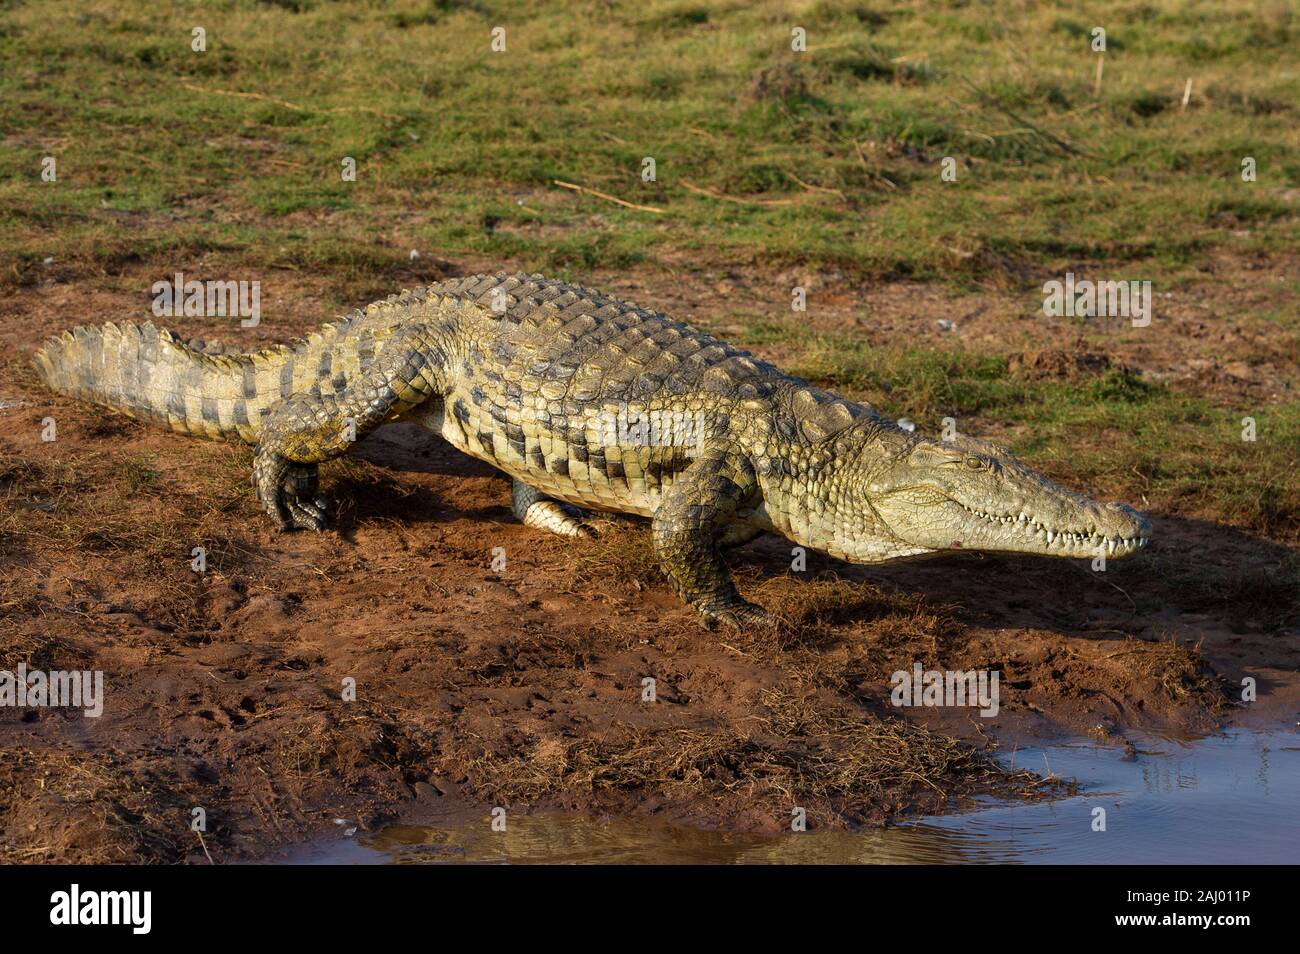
{"left": 195, "top": 707, "right": 246, "bottom": 728}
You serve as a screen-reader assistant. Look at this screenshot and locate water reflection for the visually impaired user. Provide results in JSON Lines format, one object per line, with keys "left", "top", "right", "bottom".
{"left": 295, "top": 731, "right": 1298, "bottom": 865}
{"left": 350, "top": 818, "right": 1033, "bottom": 865}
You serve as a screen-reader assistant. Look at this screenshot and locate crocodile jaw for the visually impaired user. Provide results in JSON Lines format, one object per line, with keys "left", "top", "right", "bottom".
{"left": 859, "top": 435, "right": 1152, "bottom": 562}
{"left": 896, "top": 495, "right": 1152, "bottom": 558}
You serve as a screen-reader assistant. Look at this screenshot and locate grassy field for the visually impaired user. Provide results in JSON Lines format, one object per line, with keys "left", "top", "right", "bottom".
{"left": 2, "top": 0, "right": 1297, "bottom": 540}
{"left": 3, "top": 0, "right": 1297, "bottom": 280}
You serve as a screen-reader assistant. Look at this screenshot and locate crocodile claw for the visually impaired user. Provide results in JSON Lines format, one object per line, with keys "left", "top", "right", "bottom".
{"left": 253, "top": 450, "right": 329, "bottom": 532}
{"left": 283, "top": 494, "right": 330, "bottom": 532}
{"left": 699, "top": 600, "right": 776, "bottom": 632}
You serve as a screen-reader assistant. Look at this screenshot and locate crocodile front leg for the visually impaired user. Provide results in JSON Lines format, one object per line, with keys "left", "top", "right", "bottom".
{"left": 651, "top": 444, "right": 768, "bottom": 629}
{"left": 715, "top": 522, "right": 764, "bottom": 550}
{"left": 253, "top": 326, "right": 447, "bottom": 530}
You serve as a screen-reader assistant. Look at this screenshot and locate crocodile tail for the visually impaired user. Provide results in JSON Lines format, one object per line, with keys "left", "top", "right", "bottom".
{"left": 32, "top": 321, "right": 298, "bottom": 444}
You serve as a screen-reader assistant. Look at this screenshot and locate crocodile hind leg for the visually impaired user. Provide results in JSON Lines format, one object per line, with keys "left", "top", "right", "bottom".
{"left": 253, "top": 326, "right": 447, "bottom": 530}
{"left": 511, "top": 479, "right": 596, "bottom": 539}
{"left": 651, "top": 444, "right": 770, "bottom": 630}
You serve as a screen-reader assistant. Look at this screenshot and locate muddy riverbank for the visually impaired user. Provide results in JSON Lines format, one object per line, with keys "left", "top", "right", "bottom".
{"left": 2, "top": 265, "right": 1296, "bottom": 863}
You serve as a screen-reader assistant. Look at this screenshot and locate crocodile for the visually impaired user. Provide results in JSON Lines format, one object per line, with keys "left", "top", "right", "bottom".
{"left": 34, "top": 271, "right": 1151, "bottom": 628}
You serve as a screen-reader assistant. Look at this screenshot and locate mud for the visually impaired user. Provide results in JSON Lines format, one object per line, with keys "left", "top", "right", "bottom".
{"left": 1, "top": 261, "right": 1295, "bottom": 863}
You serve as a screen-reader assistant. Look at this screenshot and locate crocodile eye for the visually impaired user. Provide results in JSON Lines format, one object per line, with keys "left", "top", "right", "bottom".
{"left": 966, "top": 457, "right": 986, "bottom": 470}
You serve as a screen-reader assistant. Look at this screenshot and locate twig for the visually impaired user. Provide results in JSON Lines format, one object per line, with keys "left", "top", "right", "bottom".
{"left": 195, "top": 829, "right": 215, "bottom": 865}
{"left": 179, "top": 83, "right": 403, "bottom": 120}
{"left": 964, "top": 80, "right": 1086, "bottom": 157}
{"left": 785, "top": 170, "right": 846, "bottom": 199}
{"left": 680, "top": 180, "right": 796, "bottom": 206}
{"left": 1100, "top": 577, "right": 1138, "bottom": 613}
{"left": 122, "top": 151, "right": 166, "bottom": 169}
{"left": 552, "top": 180, "right": 664, "bottom": 213}
{"left": 684, "top": 125, "right": 719, "bottom": 142}
{"left": 1075, "top": 561, "right": 1139, "bottom": 613}
{"left": 1181, "top": 78, "right": 1193, "bottom": 110}
{"left": 852, "top": 140, "right": 898, "bottom": 189}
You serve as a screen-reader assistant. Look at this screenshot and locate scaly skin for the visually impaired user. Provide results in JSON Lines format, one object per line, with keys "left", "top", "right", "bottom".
{"left": 34, "top": 272, "right": 1152, "bottom": 629}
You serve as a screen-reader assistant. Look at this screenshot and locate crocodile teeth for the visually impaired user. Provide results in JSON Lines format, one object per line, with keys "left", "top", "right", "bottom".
{"left": 962, "top": 506, "right": 1146, "bottom": 553}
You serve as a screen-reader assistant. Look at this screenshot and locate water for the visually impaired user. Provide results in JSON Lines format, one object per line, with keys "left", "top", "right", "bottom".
{"left": 293, "top": 730, "right": 1299, "bottom": 864}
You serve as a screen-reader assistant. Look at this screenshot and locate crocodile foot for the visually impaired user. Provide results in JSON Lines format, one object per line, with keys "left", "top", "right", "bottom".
{"left": 698, "top": 599, "right": 776, "bottom": 632}
{"left": 520, "top": 499, "right": 597, "bottom": 539}
{"left": 253, "top": 451, "right": 330, "bottom": 531}
{"left": 511, "top": 478, "right": 596, "bottom": 539}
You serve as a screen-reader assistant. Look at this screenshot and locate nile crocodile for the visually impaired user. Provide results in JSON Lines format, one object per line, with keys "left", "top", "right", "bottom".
{"left": 34, "top": 272, "right": 1151, "bottom": 628}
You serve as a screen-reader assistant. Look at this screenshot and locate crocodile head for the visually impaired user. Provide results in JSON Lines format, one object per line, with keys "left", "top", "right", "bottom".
{"left": 854, "top": 432, "right": 1152, "bottom": 562}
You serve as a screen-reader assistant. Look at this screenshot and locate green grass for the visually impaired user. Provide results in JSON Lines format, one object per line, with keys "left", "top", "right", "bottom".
{"left": 2, "top": 0, "right": 1297, "bottom": 286}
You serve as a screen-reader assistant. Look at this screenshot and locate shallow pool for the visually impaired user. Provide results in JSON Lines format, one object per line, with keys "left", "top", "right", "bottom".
{"left": 293, "top": 730, "right": 1299, "bottom": 864}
